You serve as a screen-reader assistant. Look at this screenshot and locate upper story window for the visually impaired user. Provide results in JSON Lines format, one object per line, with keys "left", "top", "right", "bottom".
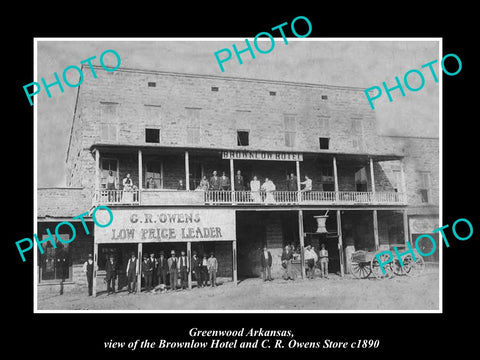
{"left": 186, "top": 108, "right": 201, "bottom": 145}
{"left": 145, "top": 161, "right": 163, "bottom": 189}
{"left": 419, "top": 171, "right": 431, "bottom": 203}
{"left": 284, "top": 114, "right": 296, "bottom": 147}
{"left": 145, "top": 128, "right": 160, "bottom": 143}
{"left": 100, "top": 103, "right": 118, "bottom": 142}
{"left": 392, "top": 169, "right": 402, "bottom": 192}
{"left": 237, "top": 130, "right": 249, "bottom": 146}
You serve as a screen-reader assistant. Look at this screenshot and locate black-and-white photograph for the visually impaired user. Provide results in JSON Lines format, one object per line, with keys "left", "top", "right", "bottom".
{"left": 34, "top": 39, "right": 440, "bottom": 312}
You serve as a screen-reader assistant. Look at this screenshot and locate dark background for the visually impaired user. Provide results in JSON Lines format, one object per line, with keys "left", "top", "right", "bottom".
{"left": 6, "top": 5, "right": 476, "bottom": 356}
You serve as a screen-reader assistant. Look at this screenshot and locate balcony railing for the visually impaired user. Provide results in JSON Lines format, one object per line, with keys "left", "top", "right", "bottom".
{"left": 93, "top": 189, "right": 405, "bottom": 206}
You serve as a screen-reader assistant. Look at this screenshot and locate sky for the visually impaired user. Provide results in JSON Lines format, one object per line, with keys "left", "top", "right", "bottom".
{"left": 36, "top": 39, "right": 440, "bottom": 188}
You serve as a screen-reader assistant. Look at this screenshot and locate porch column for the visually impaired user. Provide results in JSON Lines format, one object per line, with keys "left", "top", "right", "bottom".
{"left": 333, "top": 156, "right": 339, "bottom": 201}
{"left": 137, "top": 243, "right": 142, "bottom": 293}
{"left": 93, "top": 242, "right": 98, "bottom": 297}
{"left": 400, "top": 159, "right": 407, "bottom": 203}
{"left": 403, "top": 210, "right": 409, "bottom": 245}
{"left": 232, "top": 240, "right": 237, "bottom": 286}
{"left": 296, "top": 160, "right": 301, "bottom": 203}
{"left": 298, "top": 210, "right": 306, "bottom": 279}
{"left": 336, "top": 210, "right": 344, "bottom": 277}
{"left": 95, "top": 148, "right": 100, "bottom": 195}
{"left": 230, "top": 158, "right": 235, "bottom": 203}
{"left": 138, "top": 149, "right": 142, "bottom": 204}
{"left": 373, "top": 210, "right": 379, "bottom": 251}
{"left": 369, "top": 157, "right": 376, "bottom": 202}
{"left": 185, "top": 151, "right": 190, "bottom": 191}
{"left": 187, "top": 241, "right": 192, "bottom": 290}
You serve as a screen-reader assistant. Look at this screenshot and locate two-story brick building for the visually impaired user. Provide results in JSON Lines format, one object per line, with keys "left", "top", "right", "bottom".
{"left": 36, "top": 65, "right": 439, "bottom": 295}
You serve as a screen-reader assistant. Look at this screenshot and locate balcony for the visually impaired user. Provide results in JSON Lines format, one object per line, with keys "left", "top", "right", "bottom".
{"left": 93, "top": 189, "right": 405, "bottom": 207}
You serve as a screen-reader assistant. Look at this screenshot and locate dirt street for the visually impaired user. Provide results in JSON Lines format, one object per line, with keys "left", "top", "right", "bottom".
{"left": 37, "top": 269, "right": 439, "bottom": 311}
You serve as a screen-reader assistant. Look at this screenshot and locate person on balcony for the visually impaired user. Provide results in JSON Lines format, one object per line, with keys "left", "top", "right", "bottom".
{"left": 220, "top": 171, "right": 230, "bottom": 191}
{"left": 250, "top": 176, "right": 261, "bottom": 203}
{"left": 146, "top": 176, "right": 156, "bottom": 189}
{"left": 287, "top": 173, "right": 297, "bottom": 191}
{"left": 122, "top": 173, "right": 135, "bottom": 203}
{"left": 209, "top": 171, "right": 221, "bottom": 191}
{"left": 195, "top": 176, "right": 209, "bottom": 191}
{"left": 106, "top": 170, "right": 117, "bottom": 201}
{"left": 177, "top": 179, "right": 185, "bottom": 190}
{"left": 300, "top": 175, "right": 313, "bottom": 201}
{"left": 234, "top": 170, "right": 245, "bottom": 191}
{"left": 261, "top": 177, "right": 276, "bottom": 203}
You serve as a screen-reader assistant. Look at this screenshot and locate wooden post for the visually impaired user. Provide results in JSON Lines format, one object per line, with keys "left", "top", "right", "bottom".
{"left": 185, "top": 151, "right": 190, "bottom": 191}
{"left": 232, "top": 240, "right": 237, "bottom": 286}
{"left": 95, "top": 149, "right": 100, "bottom": 200}
{"left": 230, "top": 158, "right": 235, "bottom": 203}
{"left": 373, "top": 210, "right": 379, "bottom": 251}
{"left": 93, "top": 242, "right": 98, "bottom": 297}
{"left": 138, "top": 149, "right": 142, "bottom": 204}
{"left": 296, "top": 160, "right": 301, "bottom": 203}
{"left": 298, "top": 210, "right": 306, "bottom": 279}
{"left": 333, "top": 156, "right": 339, "bottom": 202}
{"left": 336, "top": 210, "right": 344, "bottom": 277}
{"left": 403, "top": 210, "right": 409, "bottom": 245}
{"left": 137, "top": 243, "right": 142, "bottom": 293}
{"left": 369, "top": 157, "right": 376, "bottom": 202}
{"left": 400, "top": 159, "right": 407, "bottom": 203}
{"left": 187, "top": 241, "right": 192, "bottom": 290}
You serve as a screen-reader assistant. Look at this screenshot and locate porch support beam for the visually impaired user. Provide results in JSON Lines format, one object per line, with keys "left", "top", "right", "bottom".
{"left": 337, "top": 210, "right": 345, "bottom": 277}
{"left": 298, "top": 210, "right": 306, "bottom": 279}
{"left": 185, "top": 151, "right": 190, "bottom": 190}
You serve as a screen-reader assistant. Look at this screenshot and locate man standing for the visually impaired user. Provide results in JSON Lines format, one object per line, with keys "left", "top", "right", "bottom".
{"left": 209, "top": 171, "right": 221, "bottom": 190}
{"left": 83, "top": 254, "right": 94, "bottom": 296}
{"left": 287, "top": 173, "right": 297, "bottom": 191}
{"left": 319, "top": 243, "right": 329, "bottom": 279}
{"left": 281, "top": 245, "right": 295, "bottom": 281}
{"left": 207, "top": 252, "right": 218, "bottom": 287}
{"left": 149, "top": 253, "right": 157, "bottom": 291}
{"left": 126, "top": 252, "right": 138, "bottom": 294}
{"left": 234, "top": 170, "right": 245, "bottom": 191}
{"left": 156, "top": 251, "right": 168, "bottom": 293}
{"left": 179, "top": 250, "right": 189, "bottom": 290}
{"left": 141, "top": 255, "right": 153, "bottom": 293}
{"left": 192, "top": 251, "right": 203, "bottom": 288}
{"left": 220, "top": 171, "right": 230, "bottom": 191}
{"left": 304, "top": 245, "right": 318, "bottom": 279}
{"left": 260, "top": 246, "right": 273, "bottom": 282}
{"left": 201, "top": 254, "right": 209, "bottom": 287}
{"left": 105, "top": 254, "right": 117, "bottom": 295}
{"left": 167, "top": 250, "right": 179, "bottom": 291}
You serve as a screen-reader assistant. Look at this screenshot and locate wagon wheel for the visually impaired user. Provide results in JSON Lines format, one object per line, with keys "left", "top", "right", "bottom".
{"left": 371, "top": 253, "right": 394, "bottom": 279}
{"left": 391, "top": 257, "right": 405, "bottom": 276}
{"left": 349, "top": 261, "right": 372, "bottom": 279}
{"left": 403, "top": 253, "right": 426, "bottom": 277}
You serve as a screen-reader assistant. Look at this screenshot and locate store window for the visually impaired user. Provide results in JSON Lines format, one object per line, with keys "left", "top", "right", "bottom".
{"left": 38, "top": 234, "right": 71, "bottom": 283}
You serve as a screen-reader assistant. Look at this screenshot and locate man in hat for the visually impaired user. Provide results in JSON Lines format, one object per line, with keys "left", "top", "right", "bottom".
{"left": 304, "top": 245, "right": 318, "bottom": 279}
{"left": 156, "top": 251, "right": 168, "bottom": 293}
{"left": 105, "top": 254, "right": 117, "bottom": 295}
{"left": 167, "top": 250, "right": 179, "bottom": 291}
{"left": 83, "top": 254, "right": 94, "bottom": 296}
{"left": 192, "top": 251, "right": 203, "bottom": 288}
{"left": 201, "top": 254, "right": 209, "bottom": 287}
{"left": 179, "top": 250, "right": 189, "bottom": 290}
{"left": 207, "top": 252, "right": 218, "bottom": 287}
{"left": 126, "top": 251, "right": 138, "bottom": 294}
{"left": 260, "top": 245, "right": 273, "bottom": 282}
{"left": 142, "top": 254, "right": 154, "bottom": 292}
{"left": 149, "top": 253, "right": 157, "bottom": 291}
{"left": 319, "top": 243, "right": 329, "bottom": 278}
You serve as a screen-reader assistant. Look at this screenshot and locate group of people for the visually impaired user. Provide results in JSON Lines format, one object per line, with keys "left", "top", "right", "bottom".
{"left": 259, "top": 243, "right": 329, "bottom": 282}
{"left": 83, "top": 250, "right": 219, "bottom": 296}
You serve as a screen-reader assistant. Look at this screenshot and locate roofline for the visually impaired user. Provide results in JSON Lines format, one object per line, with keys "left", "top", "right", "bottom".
{"left": 89, "top": 143, "right": 405, "bottom": 161}
{"left": 84, "top": 64, "right": 369, "bottom": 92}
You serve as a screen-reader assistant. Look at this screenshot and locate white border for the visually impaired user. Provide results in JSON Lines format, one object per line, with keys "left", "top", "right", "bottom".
{"left": 34, "top": 37, "right": 442, "bottom": 314}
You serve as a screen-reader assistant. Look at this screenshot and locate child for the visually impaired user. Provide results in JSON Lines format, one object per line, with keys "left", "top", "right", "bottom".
{"left": 319, "top": 243, "right": 329, "bottom": 278}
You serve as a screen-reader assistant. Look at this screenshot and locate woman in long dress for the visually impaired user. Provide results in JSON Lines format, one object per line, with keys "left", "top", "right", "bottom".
{"left": 261, "top": 177, "right": 276, "bottom": 203}
{"left": 250, "top": 176, "right": 261, "bottom": 203}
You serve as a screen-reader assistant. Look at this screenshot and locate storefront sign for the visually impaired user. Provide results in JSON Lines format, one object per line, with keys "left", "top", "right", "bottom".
{"left": 222, "top": 150, "right": 303, "bottom": 161}
{"left": 94, "top": 208, "right": 236, "bottom": 244}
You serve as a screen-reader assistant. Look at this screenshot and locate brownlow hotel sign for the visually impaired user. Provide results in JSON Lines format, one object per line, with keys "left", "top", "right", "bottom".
{"left": 222, "top": 150, "right": 303, "bottom": 161}
{"left": 94, "top": 208, "right": 236, "bottom": 244}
